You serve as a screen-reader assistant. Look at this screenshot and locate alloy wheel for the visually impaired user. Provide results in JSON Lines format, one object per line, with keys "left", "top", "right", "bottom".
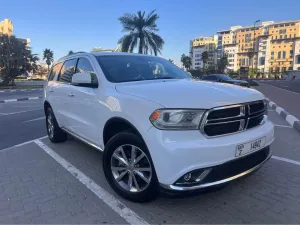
{"left": 47, "top": 112, "right": 54, "bottom": 139}
{"left": 110, "top": 144, "right": 152, "bottom": 193}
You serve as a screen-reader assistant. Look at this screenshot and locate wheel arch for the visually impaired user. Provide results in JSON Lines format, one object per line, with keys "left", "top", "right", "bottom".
{"left": 103, "top": 117, "right": 146, "bottom": 147}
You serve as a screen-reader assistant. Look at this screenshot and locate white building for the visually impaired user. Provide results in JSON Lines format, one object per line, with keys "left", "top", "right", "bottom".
{"left": 293, "top": 39, "right": 300, "bottom": 70}
{"left": 191, "top": 46, "right": 205, "bottom": 70}
{"left": 223, "top": 44, "right": 238, "bottom": 71}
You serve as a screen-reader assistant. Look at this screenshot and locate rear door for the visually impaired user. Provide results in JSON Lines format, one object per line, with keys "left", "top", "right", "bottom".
{"left": 66, "top": 57, "right": 100, "bottom": 143}
{"left": 53, "top": 59, "right": 77, "bottom": 127}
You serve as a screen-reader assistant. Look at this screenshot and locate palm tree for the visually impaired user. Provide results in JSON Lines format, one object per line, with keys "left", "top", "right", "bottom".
{"left": 118, "top": 10, "right": 164, "bottom": 55}
{"left": 43, "top": 48, "right": 54, "bottom": 71}
{"left": 68, "top": 50, "right": 74, "bottom": 55}
{"left": 180, "top": 54, "right": 192, "bottom": 70}
{"left": 29, "top": 53, "right": 40, "bottom": 74}
{"left": 168, "top": 59, "right": 174, "bottom": 63}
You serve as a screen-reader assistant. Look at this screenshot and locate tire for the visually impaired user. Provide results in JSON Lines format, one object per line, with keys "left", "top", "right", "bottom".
{"left": 46, "top": 107, "right": 67, "bottom": 143}
{"left": 103, "top": 132, "right": 159, "bottom": 202}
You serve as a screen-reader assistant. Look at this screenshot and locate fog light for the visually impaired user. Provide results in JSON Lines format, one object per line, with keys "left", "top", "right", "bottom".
{"left": 183, "top": 173, "right": 192, "bottom": 181}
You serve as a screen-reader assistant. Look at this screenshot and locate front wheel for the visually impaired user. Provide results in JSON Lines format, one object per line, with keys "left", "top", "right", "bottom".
{"left": 103, "top": 132, "right": 159, "bottom": 202}
{"left": 46, "top": 107, "right": 67, "bottom": 143}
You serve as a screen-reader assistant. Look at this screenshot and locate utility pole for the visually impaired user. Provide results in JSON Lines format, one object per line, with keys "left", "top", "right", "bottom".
{"left": 252, "top": 19, "right": 261, "bottom": 75}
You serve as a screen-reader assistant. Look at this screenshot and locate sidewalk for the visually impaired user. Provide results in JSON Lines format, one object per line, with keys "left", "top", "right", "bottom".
{"left": 256, "top": 83, "right": 300, "bottom": 120}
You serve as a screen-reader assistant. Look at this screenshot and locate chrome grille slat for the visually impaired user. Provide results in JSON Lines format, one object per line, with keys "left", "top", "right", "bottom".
{"left": 200, "top": 101, "right": 266, "bottom": 138}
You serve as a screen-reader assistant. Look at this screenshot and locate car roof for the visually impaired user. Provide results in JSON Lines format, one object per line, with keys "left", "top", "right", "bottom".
{"left": 56, "top": 52, "right": 157, "bottom": 64}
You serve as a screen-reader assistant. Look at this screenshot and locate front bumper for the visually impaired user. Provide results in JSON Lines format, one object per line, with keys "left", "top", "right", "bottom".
{"left": 160, "top": 146, "right": 271, "bottom": 191}
{"left": 144, "top": 120, "right": 274, "bottom": 186}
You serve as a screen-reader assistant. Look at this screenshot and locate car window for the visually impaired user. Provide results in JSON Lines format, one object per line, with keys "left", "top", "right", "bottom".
{"left": 202, "top": 76, "right": 217, "bottom": 81}
{"left": 75, "top": 57, "right": 98, "bottom": 85}
{"left": 216, "top": 74, "right": 232, "bottom": 81}
{"left": 58, "top": 59, "right": 76, "bottom": 83}
{"left": 48, "top": 63, "right": 61, "bottom": 81}
{"left": 96, "top": 55, "right": 190, "bottom": 83}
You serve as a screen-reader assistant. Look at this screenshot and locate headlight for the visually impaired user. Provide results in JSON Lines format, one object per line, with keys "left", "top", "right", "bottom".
{"left": 149, "top": 109, "right": 206, "bottom": 130}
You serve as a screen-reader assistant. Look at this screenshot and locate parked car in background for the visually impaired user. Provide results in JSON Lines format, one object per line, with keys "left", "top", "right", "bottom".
{"left": 44, "top": 52, "right": 274, "bottom": 202}
{"left": 201, "top": 74, "right": 250, "bottom": 87}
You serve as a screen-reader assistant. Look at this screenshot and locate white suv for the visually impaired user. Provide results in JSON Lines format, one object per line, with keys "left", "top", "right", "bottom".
{"left": 44, "top": 52, "right": 274, "bottom": 202}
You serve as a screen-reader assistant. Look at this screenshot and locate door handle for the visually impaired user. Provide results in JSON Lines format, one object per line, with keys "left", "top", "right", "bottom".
{"left": 68, "top": 93, "right": 75, "bottom": 97}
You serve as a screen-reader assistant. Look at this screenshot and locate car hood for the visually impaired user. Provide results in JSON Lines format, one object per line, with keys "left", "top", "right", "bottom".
{"left": 115, "top": 79, "right": 264, "bottom": 109}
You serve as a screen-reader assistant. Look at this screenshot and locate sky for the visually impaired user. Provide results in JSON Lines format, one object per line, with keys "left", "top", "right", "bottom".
{"left": 1, "top": 0, "right": 300, "bottom": 65}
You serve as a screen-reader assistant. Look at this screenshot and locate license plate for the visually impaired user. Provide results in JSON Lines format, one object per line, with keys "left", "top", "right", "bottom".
{"left": 236, "top": 137, "right": 266, "bottom": 157}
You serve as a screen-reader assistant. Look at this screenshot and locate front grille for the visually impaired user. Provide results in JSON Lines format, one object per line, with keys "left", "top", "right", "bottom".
{"left": 201, "top": 100, "right": 266, "bottom": 137}
{"left": 200, "top": 146, "right": 270, "bottom": 184}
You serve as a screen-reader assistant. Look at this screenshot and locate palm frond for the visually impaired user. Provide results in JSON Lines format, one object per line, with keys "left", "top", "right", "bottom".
{"left": 144, "top": 10, "right": 159, "bottom": 31}
{"left": 118, "top": 34, "right": 133, "bottom": 52}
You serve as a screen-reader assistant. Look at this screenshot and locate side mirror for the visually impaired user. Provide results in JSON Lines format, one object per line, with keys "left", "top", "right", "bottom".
{"left": 71, "top": 72, "right": 98, "bottom": 88}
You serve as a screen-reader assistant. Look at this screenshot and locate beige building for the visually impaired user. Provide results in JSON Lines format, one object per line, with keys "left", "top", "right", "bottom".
{"left": 215, "top": 20, "right": 300, "bottom": 73}
{"left": 190, "top": 35, "right": 218, "bottom": 70}
{"left": 0, "top": 18, "right": 13, "bottom": 36}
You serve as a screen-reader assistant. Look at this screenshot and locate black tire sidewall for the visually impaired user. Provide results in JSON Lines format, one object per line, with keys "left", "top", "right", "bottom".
{"left": 46, "top": 107, "right": 67, "bottom": 143}
{"left": 103, "top": 132, "right": 159, "bottom": 202}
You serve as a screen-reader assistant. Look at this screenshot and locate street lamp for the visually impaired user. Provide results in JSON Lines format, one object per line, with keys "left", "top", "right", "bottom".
{"left": 252, "top": 19, "right": 261, "bottom": 75}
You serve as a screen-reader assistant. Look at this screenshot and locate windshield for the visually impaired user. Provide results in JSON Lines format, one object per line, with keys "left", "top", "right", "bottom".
{"left": 217, "top": 74, "right": 233, "bottom": 81}
{"left": 96, "top": 55, "right": 190, "bottom": 83}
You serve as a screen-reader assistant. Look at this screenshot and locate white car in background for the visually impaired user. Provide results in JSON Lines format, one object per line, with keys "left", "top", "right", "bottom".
{"left": 43, "top": 52, "right": 274, "bottom": 202}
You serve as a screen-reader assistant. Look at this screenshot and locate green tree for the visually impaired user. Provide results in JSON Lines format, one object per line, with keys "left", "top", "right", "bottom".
{"left": 201, "top": 51, "right": 209, "bottom": 69}
{"left": 43, "top": 48, "right": 54, "bottom": 72}
{"left": 118, "top": 10, "right": 164, "bottom": 55}
{"left": 68, "top": 50, "right": 74, "bottom": 55}
{"left": 0, "top": 35, "right": 39, "bottom": 85}
{"left": 180, "top": 54, "right": 192, "bottom": 70}
{"left": 168, "top": 59, "right": 174, "bottom": 63}
{"left": 217, "top": 54, "right": 229, "bottom": 73}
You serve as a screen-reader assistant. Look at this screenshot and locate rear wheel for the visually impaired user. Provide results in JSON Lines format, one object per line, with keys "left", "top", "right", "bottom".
{"left": 46, "top": 107, "right": 67, "bottom": 143}
{"left": 103, "top": 132, "right": 159, "bottom": 202}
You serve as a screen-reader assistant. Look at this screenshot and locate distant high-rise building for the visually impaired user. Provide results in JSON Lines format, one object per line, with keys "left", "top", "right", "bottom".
{"left": 192, "top": 20, "right": 300, "bottom": 73}
{"left": 0, "top": 18, "right": 13, "bottom": 36}
{"left": 190, "top": 35, "right": 218, "bottom": 70}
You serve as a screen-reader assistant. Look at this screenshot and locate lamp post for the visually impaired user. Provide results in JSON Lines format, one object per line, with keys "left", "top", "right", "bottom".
{"left": 252, "top": 19, "right": 261, "bottom": 75}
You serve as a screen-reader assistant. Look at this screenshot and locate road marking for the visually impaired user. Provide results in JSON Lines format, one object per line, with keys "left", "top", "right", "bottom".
{"left": 23, "top": 116, "right": 45, "bottom": 123}
{"left": 0, "top": 136, "right": 47, "bottom": 152}
{"left": 273, "top": 124, "right": 292, "bottom": 128}
{"left": 272, "top": 156, "right": 300, "bottom": 166}
{"left": 0, "top": 108, "right": 43, "bottom": 116}
{"left": 262, "top": 83, "right": 300, "bottom": 96}
{"left": 34, "top": 139, "right": 149, "bottom": 225}
{"left": 28, "top": 97, "right": 39, "bottom": 100}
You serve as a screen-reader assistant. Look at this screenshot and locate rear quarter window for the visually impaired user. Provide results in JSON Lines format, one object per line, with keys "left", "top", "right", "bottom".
{"left": 48, "top": 63, "right": 61, "bottom": 81}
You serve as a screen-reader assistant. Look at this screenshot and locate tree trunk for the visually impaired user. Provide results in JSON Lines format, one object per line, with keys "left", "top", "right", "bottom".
{"left": 47, "top": 64, "right": 50, "bottom": 72}
{"left": 138, "top": 37, "right": 143, "bottom": 54}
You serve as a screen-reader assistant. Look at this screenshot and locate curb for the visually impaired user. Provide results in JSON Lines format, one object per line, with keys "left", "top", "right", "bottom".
{"left": 0, "top": 96, "right": 42, "bottom": 103}
{"left": 266, "top": 98, "right": 300, "bottom": 133}
{"left": 0, "top": 88, "right": 43, "bottom": 93}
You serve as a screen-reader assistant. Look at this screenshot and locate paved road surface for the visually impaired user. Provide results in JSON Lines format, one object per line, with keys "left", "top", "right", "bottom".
{"left": 256, "top": 83, "right": 300, "bottom": 119}
{"left": 0, "top": 89, "right": 43, "bottom": 101}
{"left": 259, "top": 80, "right": 300, "bottom": 94}
{"left": 1, "top": 88, "right": 300, "bottom": 223}
{"left": 0, "top": 99, "right": 46, "bottom": 149}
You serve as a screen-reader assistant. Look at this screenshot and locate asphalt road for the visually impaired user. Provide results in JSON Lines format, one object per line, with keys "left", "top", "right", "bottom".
{"left": 0, "top": 89, "right": 43, "bottom": 101}
{"left": 0, "top": 99, "right": 46, "bottom": 149}
{"left": 259, "top": 80, "right": 300, "bottom": 94}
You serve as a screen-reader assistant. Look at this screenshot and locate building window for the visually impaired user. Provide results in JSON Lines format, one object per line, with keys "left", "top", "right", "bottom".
{"left": 278, "top": 51, "right": 281, "bottom": 59}
{"left": 294, "top": 34, "right": 296, "bottom": 38}
{"left": 297, "top": 56, "right": 300, "bottom": 64}
{"left": 284, "top": 35, "right": 287, "bottom": 39}
{"left": 271, "top": 51, "right": 274, "bottom": 59}
{"left": 195, "top": 54, "right": 201, "bottom": 57}
{"left": 280, "top": 35, "right": 283, "bottom": 39}
{"left": 290, "top": 34, "right": 292, "bottom": 38}
{"left": 282, "top": 67, "right": 286, "bottom": 72}
{"left": 282, "top": 51, "right": 286, "bottom": 59}
{"left": 290, "top": 62, "right": 292, "bottom": 65}
{"left": 298, "top": 67, "right": 300, "bottom": 70}
{"left": 290, "top": 50, "right": 294, "bottom": 58}
{"left": 288, "top": 67, "right": 293, "bottom": 70}
{"left": 271, "top": 62, "right": 273, "bottom": 65}
{"left": 279, "top": 29, "right": 286, "bottom": 34}
{"left": 276, "top": 67, "right": 280, "bottom": 72}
